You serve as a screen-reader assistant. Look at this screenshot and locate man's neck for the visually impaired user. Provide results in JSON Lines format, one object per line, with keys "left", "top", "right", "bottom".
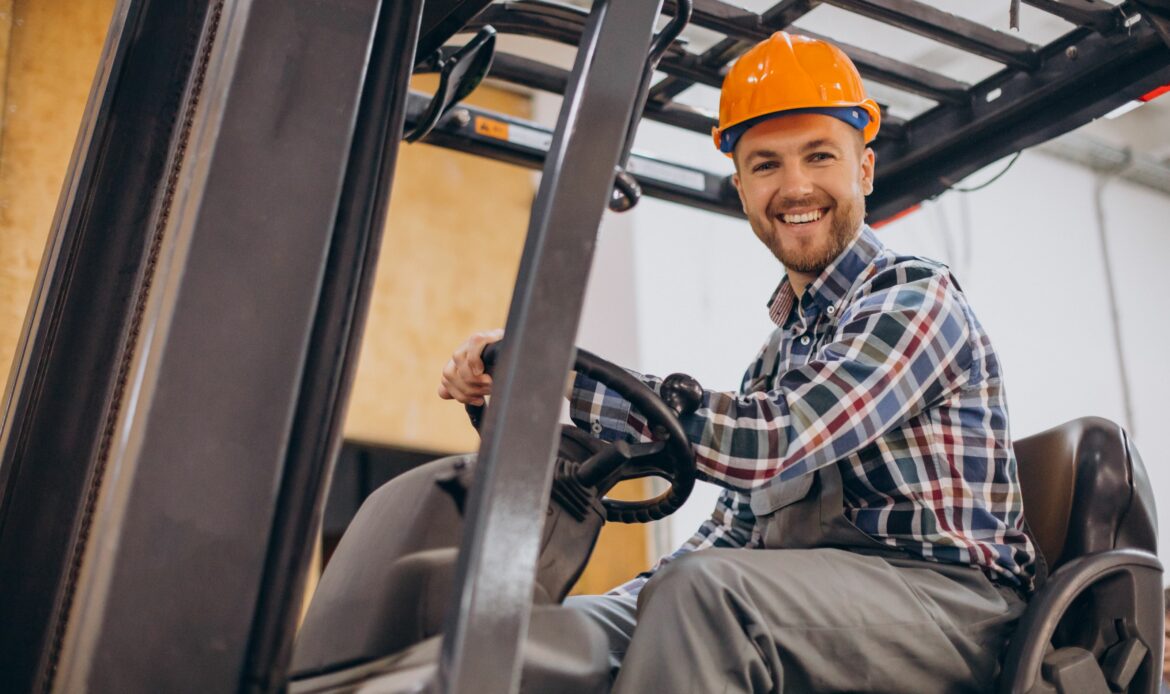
{"left": 786, "top": 225, "right": 866, "bottom": 300}
{"left": 788, "top": 271, "right": 814, "bottom": 299}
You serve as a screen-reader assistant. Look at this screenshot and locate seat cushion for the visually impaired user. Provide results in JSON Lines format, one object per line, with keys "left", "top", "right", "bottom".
{"left": 289, "top": 605, "right": 611, "bottom": 694}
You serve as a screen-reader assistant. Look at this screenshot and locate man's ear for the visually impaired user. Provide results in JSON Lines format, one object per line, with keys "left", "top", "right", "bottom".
{"left": 861, "top": 147, "right": 876, "bottom": 196}
{"left": 731, "top": 171, "right": 748, "bottom": 213}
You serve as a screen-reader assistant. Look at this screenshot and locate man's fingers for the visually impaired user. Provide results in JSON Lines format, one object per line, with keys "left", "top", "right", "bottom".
{"left": 439, "top": 329, "right": 504, "bottom": 405}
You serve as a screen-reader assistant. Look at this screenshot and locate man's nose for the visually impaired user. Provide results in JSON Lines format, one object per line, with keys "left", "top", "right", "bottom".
{"left": 776, "top": 164, "right": 814, "bottom": 198}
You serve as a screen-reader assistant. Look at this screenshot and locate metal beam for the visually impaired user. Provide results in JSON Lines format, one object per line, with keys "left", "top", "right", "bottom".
{"left": 46, "top": 0, "right": 390, "bottom": 690}
{"left": 869, "top": 24, "right": 1170, "bottom": 220}
{"left": 761, "top": 0, "right": 822, "bottom": 28}
{"left": 411, "top": 94, "right": 741, "bottom": 217}
{"left": 418, "top": 0, "right": 495, "bottom": 59}
{"left": 436, "top": 1, "right": 667, "bottom": 692}
{"left": 470, "top": 1, "right": 970, "bottom": 105}
{"left": 648, "top": 0, "right": 819, "bottom": 103}
{"left": 820, "top": 0, "right": 1041, "bottom": 70}
{"left": 239, "top": 0, "right": 424, "bottom": 690}
{"left": 0, "top": 2, "right": 213, "bottom": 692}
{"left": 1022, "top": 0, "right": 1124, "bottom": 33}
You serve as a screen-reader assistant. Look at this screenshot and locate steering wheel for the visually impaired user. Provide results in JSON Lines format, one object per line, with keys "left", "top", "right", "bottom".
{"left": 465, "top": 342, "right": 701, "bottom": 523}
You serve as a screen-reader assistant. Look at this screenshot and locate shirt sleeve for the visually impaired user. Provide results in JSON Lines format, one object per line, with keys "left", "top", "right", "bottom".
{"left": 569, "top": 263, "right": 973, "bottom": 491}
{"left": 607, "top": 487, "right": 758, "bottom": 597}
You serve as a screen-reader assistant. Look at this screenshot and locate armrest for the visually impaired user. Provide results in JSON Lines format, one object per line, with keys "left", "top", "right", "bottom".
{"left": 999, "top": 548, "right": 1163, "bottom": 694}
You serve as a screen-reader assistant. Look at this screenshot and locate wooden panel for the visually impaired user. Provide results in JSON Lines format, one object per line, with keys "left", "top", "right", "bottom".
{"left": 0, "top": 0, "right": 116, "bottom": 387}
{"left": 343, "top": 76, "right": 532, "bottom": 455}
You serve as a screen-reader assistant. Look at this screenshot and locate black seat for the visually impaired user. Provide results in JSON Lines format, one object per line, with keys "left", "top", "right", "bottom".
{"left": 1001, "top": 417, "right": 1163, "bottom": 693}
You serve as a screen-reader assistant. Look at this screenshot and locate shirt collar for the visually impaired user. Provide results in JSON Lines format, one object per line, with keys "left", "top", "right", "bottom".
{"left": 765, "top": 225, "right": 883, "bottom": 327}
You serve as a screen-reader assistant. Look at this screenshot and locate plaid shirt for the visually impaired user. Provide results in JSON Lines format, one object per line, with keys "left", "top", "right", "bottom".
{"left": 570, "top": 226, "right": 1036, "bottom": 595}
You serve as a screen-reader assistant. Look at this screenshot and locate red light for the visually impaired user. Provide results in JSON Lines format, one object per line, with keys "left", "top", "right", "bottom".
{"left": 872, "top": 204, "right": 921, "bottom": 229}
{"left": 1139, "top": 83, "right": 1170, "bottom": 102}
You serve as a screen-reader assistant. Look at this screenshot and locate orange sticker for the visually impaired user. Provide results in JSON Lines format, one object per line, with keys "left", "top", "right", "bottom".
{"left": 475, "top": 116, "right": 509, "bottom": 140}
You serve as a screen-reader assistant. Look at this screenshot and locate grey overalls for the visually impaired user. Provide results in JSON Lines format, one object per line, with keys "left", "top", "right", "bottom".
{"left": 568, "top": 458, "right": 1028, "bottom": 694}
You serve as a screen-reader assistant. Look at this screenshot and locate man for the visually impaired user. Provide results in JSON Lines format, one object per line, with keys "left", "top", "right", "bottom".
{"left": 439, "top": 32, "right": 1036, "bottom": 693}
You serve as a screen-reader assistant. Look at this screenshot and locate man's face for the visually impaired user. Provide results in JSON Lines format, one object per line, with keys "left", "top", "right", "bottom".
{"left": 731, "top": 114, "right": 875, "bottom": 280}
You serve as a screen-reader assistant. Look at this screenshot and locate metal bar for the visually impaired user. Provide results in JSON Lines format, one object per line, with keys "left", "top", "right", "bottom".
{"left": 436, "top": 1, "right": 666, "bottom": 692}
{"left": 0, "top": 2, "right": 213, "bottom": 692}
{"left": 648, "top": 1, "right": 815, "bottom": 110}
{"left": 869, "top": 24, "right": 1170, "bottom": 221}
{"left": 238, "top": 0, "right": 425, "bottom": 690}
{"left": 647, "top": 37, "right": 742, "bottom": 103}
{"left": 762, "top": 0, "right": 822, "bottom": 27}
{"left": 489, "top": 51, "right": 568, "bottom": 94}
{"left": 682, "top": 0, "right": 775, "bottom": 36}
{"left": 48, "top": 0, "right": 385, "bottom": 690}
{"left": 417, "top": 0, "right": 495, "bottom": 59}
{"left": 796, "top": 27, "right": 971, "bottom": 104}
{"left": 1037, "top": 131, "right": 1170, "bottom": 198}
{"left": 1022, "top": 0, "right": 1123, "bottom": 33}
{"left": 470, "top": 1, "right": 970, "bottom": 105}
{"left": 489, "top": 53, "right": 722, "bottom": 135}
{"left": 413, "top": 95, "right": 741, "bottom": 216}
{"left": 820, "top": 0, "right": 1040, "bottom": 70}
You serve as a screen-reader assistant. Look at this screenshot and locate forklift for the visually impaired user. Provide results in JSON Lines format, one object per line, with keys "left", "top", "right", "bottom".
{"left": 0, "top": 1, "right": 1167, "bottom": 692}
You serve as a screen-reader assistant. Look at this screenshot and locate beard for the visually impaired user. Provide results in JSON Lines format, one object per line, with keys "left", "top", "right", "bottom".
{"left": 750, "top": 194, "right": 864, "bottom": 275}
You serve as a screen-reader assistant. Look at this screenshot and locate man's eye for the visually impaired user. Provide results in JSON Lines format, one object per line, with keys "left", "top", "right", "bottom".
{"left": 810, "top": 152, "right": 834, "bottom": 162}
{"left": 752, "top": 161, "right": 777, "bottom": 172}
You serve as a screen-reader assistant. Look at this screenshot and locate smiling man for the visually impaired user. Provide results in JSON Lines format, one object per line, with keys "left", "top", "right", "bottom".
{"left": 440, "top": 32, "right": 1036, "bottom": 694}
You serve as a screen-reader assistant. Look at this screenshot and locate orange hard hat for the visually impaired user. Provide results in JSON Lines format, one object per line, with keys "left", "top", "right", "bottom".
{"left": 712, "top": 32, "right": 881, "bottom": 155}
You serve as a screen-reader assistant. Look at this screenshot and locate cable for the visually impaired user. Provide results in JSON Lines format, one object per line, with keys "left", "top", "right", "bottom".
{"left": 957, "top": 192, "right": 973, "bottom": 279}
{"left": 1092, "top": 161, "right": 1138, "bottom": 438}
{"left": 952, "top": 151, "right": 1022, "bottom": 193}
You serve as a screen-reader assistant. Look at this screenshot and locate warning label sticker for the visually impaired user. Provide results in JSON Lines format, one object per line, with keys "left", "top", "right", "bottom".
{"left": 475, "top": 116, "right": 509, "bottom": 140}
{"left": 475, "top": 115, "right": 553, "bottom": 151}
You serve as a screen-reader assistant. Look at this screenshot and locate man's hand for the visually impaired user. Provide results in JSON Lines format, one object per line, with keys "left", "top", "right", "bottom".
{"left": 437, "top": 329, "right": 504, "bottom": 406}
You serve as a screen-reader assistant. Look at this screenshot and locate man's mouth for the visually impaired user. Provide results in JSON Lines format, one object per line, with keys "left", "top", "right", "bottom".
{"left": 778, "top": 208, "right": 828, "bottom": 225}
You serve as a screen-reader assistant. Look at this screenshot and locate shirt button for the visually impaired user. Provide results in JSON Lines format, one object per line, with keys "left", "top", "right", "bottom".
{"left": 591, "top": 419, "right": 603, "bottom": 434}
{"left": 800, "top": 335, "right": 811, "bottom": 346}
{"left": 826, "top": 305, "right": 836, "bottom": 315}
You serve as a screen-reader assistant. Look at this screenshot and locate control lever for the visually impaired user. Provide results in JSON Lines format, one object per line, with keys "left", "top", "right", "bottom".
{"left": 609, "top": 168, "right": 642, "bottom": 212}
{"left": 609, "top": 0, "right": 693, "bottom": 212}
{"left": 464, "top": 341, "right": 501, "bottom": 431}
{"left": 660, "top": 372, "right": 702, "bottom": 416}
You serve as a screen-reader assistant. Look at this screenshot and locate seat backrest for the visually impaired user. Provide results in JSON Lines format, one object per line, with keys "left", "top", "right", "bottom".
{"left": 1013, "top": 417, "right": 1157, "bottom": 572}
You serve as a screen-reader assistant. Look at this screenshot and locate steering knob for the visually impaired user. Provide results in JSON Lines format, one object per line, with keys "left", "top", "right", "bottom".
{"left": 660, "top": 373, "right": 702, "bottom": 416}
{"left": 466, "top": 341, "right": 503, "bottom": 431}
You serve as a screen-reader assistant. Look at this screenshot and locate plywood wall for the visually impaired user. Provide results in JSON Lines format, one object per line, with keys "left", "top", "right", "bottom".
{"left": 342, "top": 77, "right": 532, "bottom": 454}
{"left": 0, "top": 0, "right": 115, "bottom": 385}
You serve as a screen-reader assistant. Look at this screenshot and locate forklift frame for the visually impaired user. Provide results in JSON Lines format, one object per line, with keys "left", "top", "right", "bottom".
{"left": 0, "top": 0, "right": 1166, "bottom": 692}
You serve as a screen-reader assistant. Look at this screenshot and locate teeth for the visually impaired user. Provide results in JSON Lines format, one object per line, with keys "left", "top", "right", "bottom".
{"left": 782, "top": 210, "right": 823, "bottom": 224}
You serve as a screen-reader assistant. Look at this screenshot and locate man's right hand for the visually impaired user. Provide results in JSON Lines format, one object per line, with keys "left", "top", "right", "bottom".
{"left": 437, "top": 329, "right": 504, "bottom": 406}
